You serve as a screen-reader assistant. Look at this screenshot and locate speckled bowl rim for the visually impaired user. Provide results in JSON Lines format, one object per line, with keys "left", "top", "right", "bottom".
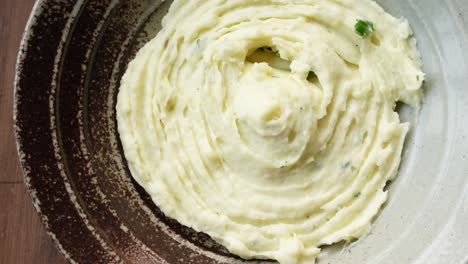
{"left": 14, "top": 0, "right": 77, "bottom": 262}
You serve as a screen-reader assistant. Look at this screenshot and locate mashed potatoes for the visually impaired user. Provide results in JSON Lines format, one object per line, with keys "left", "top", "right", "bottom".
{"left": 117, "top": 0, "right": 424, "bottom": 263}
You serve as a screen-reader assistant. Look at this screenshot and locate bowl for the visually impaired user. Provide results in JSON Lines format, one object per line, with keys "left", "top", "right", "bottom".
{"left": 14, "top": 0, "right": 468, "bottom": 263}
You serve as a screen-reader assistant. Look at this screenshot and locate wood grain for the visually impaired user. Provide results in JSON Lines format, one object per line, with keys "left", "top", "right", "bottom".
{"left": 0, "top": 0, "right": 67, "bottom": 263}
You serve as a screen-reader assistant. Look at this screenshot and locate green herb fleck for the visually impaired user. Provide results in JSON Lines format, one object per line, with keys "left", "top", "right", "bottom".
{"left": 342, "top": 161, "right": 351, "bottom": 169}
{"left": 257, "top": 46, "right": 280, "bottom": 57}
{"left": 416, "top": 75, "right": 420, "bottom": 81}
{"left": 259, "top": 46, "right": 272, "bottom": 52}
{"left": 307, "top": 70, "right": 316, "bottom": 81}
{"left": 354, "top": 192, "right": 361, "bottom": 198}
{"left": 355, "top": 19, "right": 374, "bottom": 38}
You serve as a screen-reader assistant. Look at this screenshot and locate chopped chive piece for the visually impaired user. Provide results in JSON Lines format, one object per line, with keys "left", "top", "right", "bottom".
{"left": 259, "top": 46, "right": 273, "bottom": 52}
{"left": 307, "top": 70, "right": 316, "bottom": 81}
{"left": 342, "top": 161, "right": 351, "bottom": 169}
{"left": 354, "top": 192, "right": 361, "bottom": 198}
{"left": 257, "top": 46, "right": 281, "bottom": 57}
{"left": 355, "top": 19, "right": 374, "bottom": 38}
{"left": 416, "top": 75, "right": 420, "bottom": 81}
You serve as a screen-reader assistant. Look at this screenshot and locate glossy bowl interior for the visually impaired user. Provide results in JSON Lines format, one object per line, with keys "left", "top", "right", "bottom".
{"left": 14, "top": 0, "right": 468, "bottom": 263}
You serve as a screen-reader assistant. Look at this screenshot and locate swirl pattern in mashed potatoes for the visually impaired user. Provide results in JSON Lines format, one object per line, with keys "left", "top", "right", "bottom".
{"left": 117, "top": 0, "right": 424, "bottom": 263}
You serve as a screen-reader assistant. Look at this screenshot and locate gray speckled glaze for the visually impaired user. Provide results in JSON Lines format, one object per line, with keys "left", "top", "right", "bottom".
{"left": 14, "top": 0, "right": 468, "bottom": 263}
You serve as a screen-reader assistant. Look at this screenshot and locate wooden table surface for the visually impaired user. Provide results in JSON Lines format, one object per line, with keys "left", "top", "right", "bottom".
{"left": 0, "top": 1, "right": 67, "bottom": 263}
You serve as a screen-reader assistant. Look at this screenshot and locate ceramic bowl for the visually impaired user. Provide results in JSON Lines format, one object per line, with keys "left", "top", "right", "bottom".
{"left": 14, "top": 0, "right": 468, "bottom": 263}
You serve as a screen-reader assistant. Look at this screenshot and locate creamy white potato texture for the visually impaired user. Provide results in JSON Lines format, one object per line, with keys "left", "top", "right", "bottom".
{"left": 117, "top": 0, "right": 424, "bottom": 263}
